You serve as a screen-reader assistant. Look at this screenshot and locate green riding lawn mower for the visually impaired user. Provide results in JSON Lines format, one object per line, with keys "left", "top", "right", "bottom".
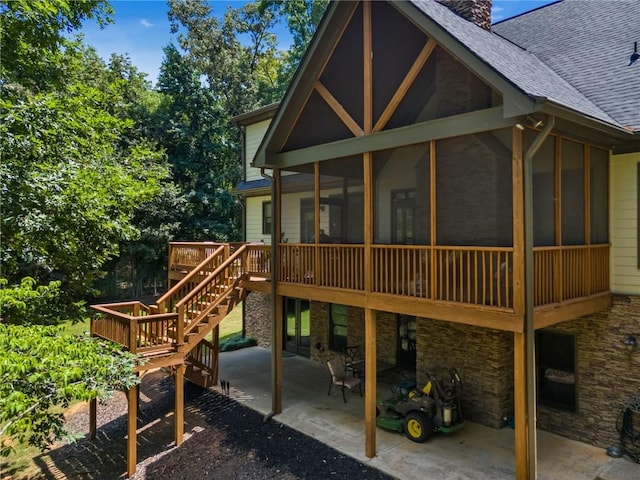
{"left": 376, "top": 368, "right": 465, "bottom": 443}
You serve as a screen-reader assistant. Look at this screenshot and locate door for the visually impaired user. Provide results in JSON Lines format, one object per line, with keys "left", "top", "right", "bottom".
{"left": 391, "top": 189, "right": 416, "bottom": 244}
{"left": 397, "top": 315, "right": 417, "bottom": 368}
{"left": 284, "top": 297, "right": 311, "bottom": 357}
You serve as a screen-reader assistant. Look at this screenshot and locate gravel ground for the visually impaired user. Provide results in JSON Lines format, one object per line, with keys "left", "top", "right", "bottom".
{"left": 28, "top": 371, "right": 394, "bottom": 480}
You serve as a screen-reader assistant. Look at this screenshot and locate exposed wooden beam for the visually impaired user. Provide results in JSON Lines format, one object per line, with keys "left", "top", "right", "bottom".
{"left": 534, "top": 293, "right": 612, "bottom": 329}
{"left": 364, "top": 307, "right": 376, "bottom": 458}
{"left": 373, "top": 39, "right": 437, "bottom": 132}
{"left": 277, "top": 282, "right": 523, "bottom": 331}
{"left": 275, "top": 107, "right": 513, "bottom": 168}
{"left": 363, "top": 0, "right": 372, "bottom": 133}
{"left": 364, "top": 152, "right": 372, "bottom": 293}
{"left": 430, "top": 141, "right": 437, "bottom": 300}
{"left": 512, "top": 127, "right": 525, "bottom": 316}
{"left": 314, "top": 81, "right": 364, "bottom": 137}
{"left": 274, "top": 2, "right": 360, "bottom": 154}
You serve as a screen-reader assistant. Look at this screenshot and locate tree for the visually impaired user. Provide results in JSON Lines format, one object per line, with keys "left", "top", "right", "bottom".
{"left": 155, "top": 43, "right": 242, "bottom": 242}
{"left": 259, "top": 0, "right": 329, "bottom": 85}
{"left": 0, "top": 324, "right": 139, "bottom": 456}
{"left": 0, "top": 0, "right": 113, "bottom": 91}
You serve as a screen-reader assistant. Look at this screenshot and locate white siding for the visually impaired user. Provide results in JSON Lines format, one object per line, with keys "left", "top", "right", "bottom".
{"left": 245, "top": 120, "right": 271, "bottom": 182}
{"left": 246, "top": 195, "right": 271, "bottom": 244}
{"left": 611, "top": 152, "right": 640, "bottom": 294}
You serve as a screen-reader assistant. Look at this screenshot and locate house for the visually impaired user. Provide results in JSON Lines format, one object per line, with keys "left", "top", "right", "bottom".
{"left": 231, "top": 0, "right": 639, "bottom": 478}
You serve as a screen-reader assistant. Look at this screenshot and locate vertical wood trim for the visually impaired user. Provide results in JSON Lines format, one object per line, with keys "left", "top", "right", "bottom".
{"left": 315, "top": 162, "right": 321, "bottom": 287}
{"left": 512, "top": 128, "right": 525, "bottom": 316}
{"left": 174, "top": 364, "right": 184, "bottom": 446}
{"left": 126, "top": 385, "right": 138, "bottom": 478}
{"left": 364, "top": 152, "right": 373, "bottom": 293}
{"left": 363, "top": 0, "right": 372, "bottom": 134}
{"left": 554, "top": 137, "right": 563, "bottom": 302}
{"left": 430, "top": 141, "right": 437, "bottom": 300}
{"left": 514, "top": 332, "right": 528, "bottom": 480}
{"left": 584, "top": 145, "right": 591, "bottom": 295}
{"left": 364, "top": 307, "right": 377, "bottom": 458}
{"left": 89, "top": 398, "right": 97, "bottom": 440}
{"left": 272, "top": 295, "right": 283, "bottom": 414}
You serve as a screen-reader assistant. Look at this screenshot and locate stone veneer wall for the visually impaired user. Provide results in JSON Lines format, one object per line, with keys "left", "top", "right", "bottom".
{"left": 416, "top": 318, "right": 514, "bottom": 428}
{"left": 243, "top": 292, "right": 271, "bottom": 348}
{"left": 347, "top": 309, "right": 398, "bottom": 366}
{"left": 536, "top": 295, "right": 640, "bottom": 448}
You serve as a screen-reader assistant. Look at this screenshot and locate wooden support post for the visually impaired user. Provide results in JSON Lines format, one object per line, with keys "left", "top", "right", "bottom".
{"left": 126, "top": 385, "right": 138, "bottom": 478}
{"left": 89, "top": 397, "right": 97, "bottom": 440}
{"left": 514, "top": 332, "right": 528, "bottom": 480}
{"left": 364, "top": 308, "right": 377, "bottom": 458}
{"left": 272, "top": 295, "right": 283, "bottom": 414}
{"left": 512, "top": 127, "right": 525, "bottom": 318}
{"left": 175, "top": 364, "right": 185, "bottom": 446}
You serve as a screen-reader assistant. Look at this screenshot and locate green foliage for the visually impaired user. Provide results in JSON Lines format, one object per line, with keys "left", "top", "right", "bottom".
{"left": 0, "top": 324, "right": 139, "bottom": 456}
{"left": 219, "top": 334, "right": 257, "bottom": 352}
{"left": 0, "top": 277, "right": 83, "bottom": 326}
{"left": 0, "top": 0, "right": 113, "bottom": 90}
{"left": 259, "top": 0, "right": 329, "bottom": 85}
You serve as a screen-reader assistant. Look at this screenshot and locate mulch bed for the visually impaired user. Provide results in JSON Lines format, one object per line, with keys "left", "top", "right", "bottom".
{"left": 25, "top": 371, "right": 394, "bottom": 479}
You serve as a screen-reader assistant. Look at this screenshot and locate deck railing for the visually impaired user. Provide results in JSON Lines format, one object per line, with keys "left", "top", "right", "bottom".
{"left": 91, "top": 301, "right": 178, "bottom": 354}
{"left": 533, "top": 244, "right": 609, "bottom": 306}
{"left": 277, "top": 243, "right": 609, "bottom": 310}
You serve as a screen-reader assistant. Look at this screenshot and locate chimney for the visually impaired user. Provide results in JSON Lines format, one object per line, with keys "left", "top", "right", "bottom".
{"left": 437, "top": 0, "right": 492, "bottom": 31}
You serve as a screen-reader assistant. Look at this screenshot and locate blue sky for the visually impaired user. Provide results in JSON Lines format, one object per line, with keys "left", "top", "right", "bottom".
{"left": 79, "top": 0, "right": 556, "bottom": 85}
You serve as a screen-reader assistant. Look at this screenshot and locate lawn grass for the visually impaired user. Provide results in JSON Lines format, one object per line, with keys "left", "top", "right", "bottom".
{"left": 219, "top": 302, "right": 243, "bottom": 341}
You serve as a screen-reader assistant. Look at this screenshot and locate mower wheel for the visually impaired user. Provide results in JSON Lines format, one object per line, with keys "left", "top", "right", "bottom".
{"left": 403, "top": 411, "right": 433, "bottom": 443}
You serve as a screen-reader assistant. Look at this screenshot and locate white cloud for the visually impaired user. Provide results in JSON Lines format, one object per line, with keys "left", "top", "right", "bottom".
{"left": 140, "top": 19, "right": 154, "bottom": 28}
{"left": 493, "top": 6, "right": 504, "bottom": 13}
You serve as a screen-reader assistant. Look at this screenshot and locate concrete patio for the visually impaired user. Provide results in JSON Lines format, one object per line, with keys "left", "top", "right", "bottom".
{"left": 216, "top": 346, "right": 638, "bottom": 480}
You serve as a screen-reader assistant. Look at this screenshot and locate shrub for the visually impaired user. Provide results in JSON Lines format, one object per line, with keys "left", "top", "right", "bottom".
{"left": 219, "top": 334, "right": 257, "bottom": 352}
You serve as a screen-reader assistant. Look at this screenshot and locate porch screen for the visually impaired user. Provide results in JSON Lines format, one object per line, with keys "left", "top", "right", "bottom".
{"left": 527, "top": 132, "right": 556, "bottom": 246}
{"left": 436, "top": 128, "right": 513, "bottom": 246}
{"left": 561, "top": 139, "right": 585, "bottom": 245}
{"left": 373, "top": 142, "right": 430, "bottom": 245}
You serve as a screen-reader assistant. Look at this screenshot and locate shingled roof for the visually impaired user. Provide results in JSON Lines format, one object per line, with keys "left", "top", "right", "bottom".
{"left": 492, "top": 0, "right": 640, "bottom": 132}
{"left": 409, "top": 0, "right": 618, "bottom": 127}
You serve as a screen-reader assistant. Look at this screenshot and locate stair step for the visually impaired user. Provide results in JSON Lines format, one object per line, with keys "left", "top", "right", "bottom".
{"left": 201, "top": 371, "right": 211, "bottom": 377}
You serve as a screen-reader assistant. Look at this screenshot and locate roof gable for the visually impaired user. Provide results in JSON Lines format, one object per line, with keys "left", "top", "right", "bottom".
{"left": 254, "top": 0, "right": 629, "bottom": 168}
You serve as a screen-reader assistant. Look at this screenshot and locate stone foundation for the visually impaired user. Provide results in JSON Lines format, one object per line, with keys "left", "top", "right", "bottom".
{"left": 416, "top": 318, "right": 514, "bottom": 428}
{"left": 242, "top": 292, "right": 640, "bottom": 449}
{"left": 536, "top": 295, "right": 640, "bottom": 448}
{"left": 243, "top": 292, "right": 271, "bottom": 348}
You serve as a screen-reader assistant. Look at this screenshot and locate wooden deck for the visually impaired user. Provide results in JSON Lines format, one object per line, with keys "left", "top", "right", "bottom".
{"left": 166, "top": 242, "right": 610, "bottom": 332}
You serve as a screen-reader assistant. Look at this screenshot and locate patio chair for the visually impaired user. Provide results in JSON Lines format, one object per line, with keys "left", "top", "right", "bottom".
{"left": 326, "top": 356, "right": 362, "bottom": 403}
{"left": 343, "top": 345, "right": 365, "bottom": 378}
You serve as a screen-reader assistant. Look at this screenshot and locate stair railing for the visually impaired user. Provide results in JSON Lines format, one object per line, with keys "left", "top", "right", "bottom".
{"left": 156, "top": 245, "right": 227, "bottom": 313}
{"left": 174, "top": 245, "right": 249, "bottom": 346}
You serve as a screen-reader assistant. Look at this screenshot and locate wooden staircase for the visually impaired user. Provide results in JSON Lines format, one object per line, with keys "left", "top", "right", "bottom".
{"left": 91, "top": 244, "right": 252, "bottom": 388}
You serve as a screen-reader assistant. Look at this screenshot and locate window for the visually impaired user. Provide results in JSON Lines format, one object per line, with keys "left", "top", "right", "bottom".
{"left": 329, "top": 304, "right": 348, "bottom": 352}
{"left": 536, "top": 331, "right": 577, "bottom": 412}
{"left": 262, "top": 201, "right": 272, "bottom": 236}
